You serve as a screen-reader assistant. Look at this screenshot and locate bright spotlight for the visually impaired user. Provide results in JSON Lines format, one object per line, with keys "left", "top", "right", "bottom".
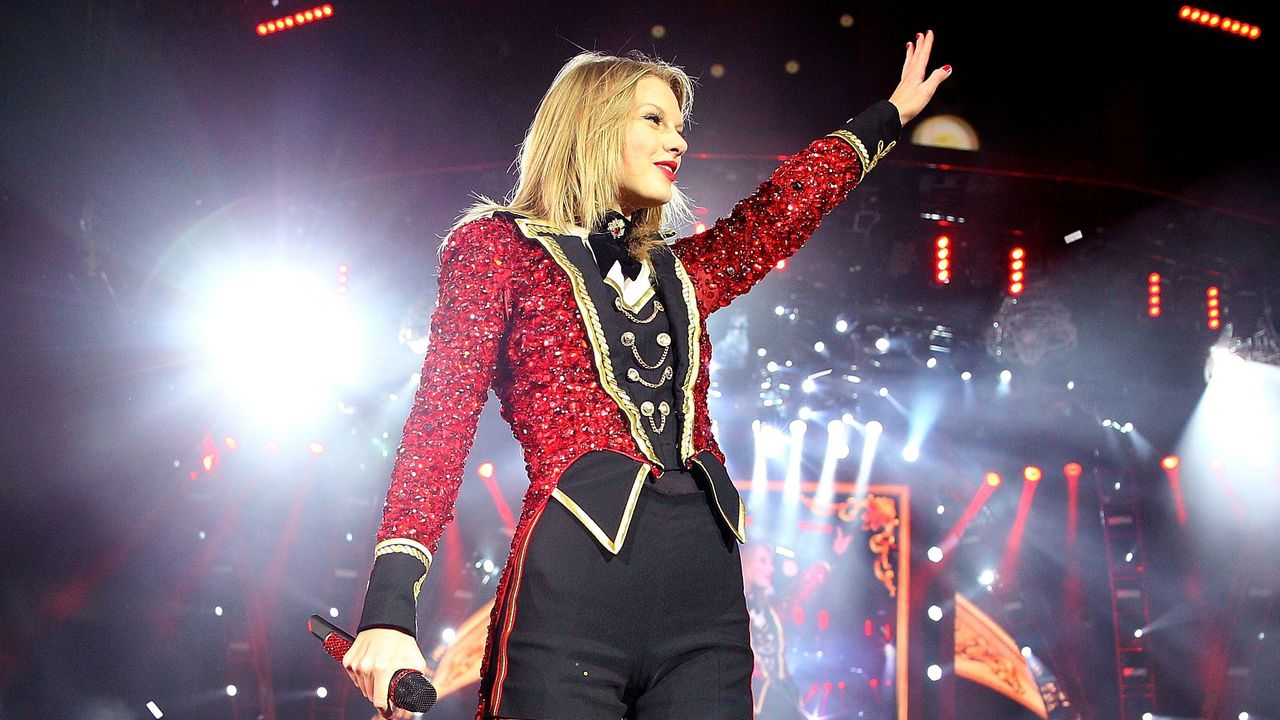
{"left": 1023, "top": 466, "right": 1042, "bottom": 482}
{"left": 1161, "top": 455, "right": 1180, "bottom": 470}
{"left": 442, "top": 627, "right": 457, "bottom": 644}
{"left": 328, "top": 607, "right": 339, "bottom": 618}
{"left": 865, "top": 420, "right": 883, "bottom": 436}
{"left": 927, "top": 664, "right": 943, "bottom": 681}
{"left": 875, "top": 337, "right": 891, "bottom": 353}
{"left": 1021, "top": 646, "right": 1032, "bottom": 657}
{"left": 878, "top": 387, "right": 889, "bottom": 398}
{"left": 902, "top": 445, "right": 920, "bottom": 463}
{"left": 999, "top": 369, "right": 1012, "bottom": 383}
{"left": 978, "top": 569, "right": 996, "bottom": 585}
{"left": 316, "top": 687, "right": 328, "bottom": 699}
{"left": 1134, "top": 628, "right": 1144, "bottom": 638}
{"left": 927, "top": 546, "right": 944, "bottom": 562}
{"left": 936, "top": 504, "right": 946, "bottom": 514}
{"left": 926, "top": 357, "right": 938, "bottom": 368}
{"left": 146, "top": 701, "right": 163, "bottom": 719}
{"left": 201, "top": 267, "right": 362, "bottom": 424}
{"left": 960, "top": 371, "right": 972, "bottom": 381}
{"left": 927, "top": 605, "right": 943, "bottom": 621}
{"left": 226, "top": 685, "right": 238, "bottom": 697}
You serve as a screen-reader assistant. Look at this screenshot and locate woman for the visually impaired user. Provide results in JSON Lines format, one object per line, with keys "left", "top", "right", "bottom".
{"left": 344, "top": 31, "right": 949, "bottom": 719}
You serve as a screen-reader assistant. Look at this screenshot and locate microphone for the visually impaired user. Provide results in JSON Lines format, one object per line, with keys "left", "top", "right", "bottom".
{"left": 307, "top": 614, "right": 438, "bottom": 714}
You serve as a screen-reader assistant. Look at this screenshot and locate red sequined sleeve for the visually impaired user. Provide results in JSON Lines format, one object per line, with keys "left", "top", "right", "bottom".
{"left": 672, "top": 100, "right": 901, "bottom": 315}
{"left": 376, "top": 216, "right": 512, "bottom": 553}
{"left": 359, "top": 216, "right": 512, "bottom": 635}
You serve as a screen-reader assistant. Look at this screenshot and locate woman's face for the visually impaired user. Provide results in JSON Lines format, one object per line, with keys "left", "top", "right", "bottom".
{"left": 617, "top": 75, "right": 688, "bottom": 217}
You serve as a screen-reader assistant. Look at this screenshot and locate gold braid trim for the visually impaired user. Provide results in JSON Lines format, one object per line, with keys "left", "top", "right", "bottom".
{"left": 825, "top": 130, "right": 897, "bottom": 176}
{"left": 374, "top": 538, "right": 432, "bottom": 598}
{"left": 670, "top": 255, "right": 701, "bottom": 462}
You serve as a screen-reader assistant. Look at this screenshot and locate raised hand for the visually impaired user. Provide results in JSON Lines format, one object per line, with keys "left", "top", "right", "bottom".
{"left": 889, "top": 29, "right": 951, "bottom": 126}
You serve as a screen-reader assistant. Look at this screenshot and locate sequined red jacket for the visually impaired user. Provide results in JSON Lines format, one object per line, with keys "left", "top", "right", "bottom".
{"left": 357, "top": 101, "right": 902, "bottom": 638}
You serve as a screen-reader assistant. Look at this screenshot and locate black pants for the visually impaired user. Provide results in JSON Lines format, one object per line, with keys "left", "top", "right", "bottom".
{"left": 486, "top": 471, "right": 753, "bottom": 719}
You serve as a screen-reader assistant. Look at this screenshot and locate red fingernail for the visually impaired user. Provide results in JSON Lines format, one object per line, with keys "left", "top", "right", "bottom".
{"left": 943, "top": 65, "right": 952, "bottom": 72}
{"left": 906, "top": 42, "right": 912, "bottom": 49}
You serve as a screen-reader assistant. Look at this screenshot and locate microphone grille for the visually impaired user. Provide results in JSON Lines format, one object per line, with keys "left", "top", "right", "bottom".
{"left": 391, "top": 670, "right": 438, "bottom": 713}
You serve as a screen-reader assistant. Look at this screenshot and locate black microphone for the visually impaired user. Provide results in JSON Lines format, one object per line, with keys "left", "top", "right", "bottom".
{"left": 307, "top": 614, "right": 438, "bottom": 714}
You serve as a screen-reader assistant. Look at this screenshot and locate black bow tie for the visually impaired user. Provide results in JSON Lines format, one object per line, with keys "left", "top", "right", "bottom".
{"left": 588, "top": 210, "right": 642, "bottom": 281}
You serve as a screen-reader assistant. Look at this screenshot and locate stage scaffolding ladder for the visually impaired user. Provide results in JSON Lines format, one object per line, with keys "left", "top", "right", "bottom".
{"left": 1096, "top": 469, "right": 1156, "bottom": 720}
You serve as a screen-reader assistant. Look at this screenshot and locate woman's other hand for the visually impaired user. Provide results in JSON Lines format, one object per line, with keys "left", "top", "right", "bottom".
{"left": 889, "top": 29, "right": 951, "bottom": 126}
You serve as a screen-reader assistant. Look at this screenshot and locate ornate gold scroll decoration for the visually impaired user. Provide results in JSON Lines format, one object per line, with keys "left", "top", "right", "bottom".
{"left": 798, "top": 493, "right": 900, "bottom": 597}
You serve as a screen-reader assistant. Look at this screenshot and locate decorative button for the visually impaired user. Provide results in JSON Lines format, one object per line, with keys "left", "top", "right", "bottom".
{"left": 656, "top": 332, "right": 671, "bottom": 348}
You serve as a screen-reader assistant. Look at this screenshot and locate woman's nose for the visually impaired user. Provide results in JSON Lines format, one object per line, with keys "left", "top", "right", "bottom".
{"left": 668, "top": 132, "right": 687, "bottom": 156}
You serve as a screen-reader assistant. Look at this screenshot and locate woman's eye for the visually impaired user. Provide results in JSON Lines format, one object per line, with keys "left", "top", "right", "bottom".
{"left": 645, "top": 114, "right": 662, "bottom": 124}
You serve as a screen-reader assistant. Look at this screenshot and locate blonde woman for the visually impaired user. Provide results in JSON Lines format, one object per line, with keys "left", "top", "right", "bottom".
{"left": 343, "top": 31, "right": 949, "bottom": 719}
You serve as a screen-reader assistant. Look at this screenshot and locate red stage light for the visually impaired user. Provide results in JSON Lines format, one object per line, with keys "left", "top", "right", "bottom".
{"left": 1008, "top": 248, "right": 1026, "bottom": 295}
{"left": 202, "top": 454, "right": 215, "bottom": 472}
{"left": 1147, "top": 272, "right": 1161, "bottom": 318}
{"left": 257, "top": 4, "right": 335, "bottom": 36}
{"left": 1024, "top": 466, "right": 1042, "bottom": 482}
{"left": 935, "top": 235, "right": 952, "bottom": 285}
{"left": 1207, "top": 286, "right": 1222, "bottom": 329}
{"left": 1161, "top": 455, "right": 1180, "bottom": 470}
{"left": 1179, "top": 6, "right": 1260, "bottom": 39}
{"left": 985, "top": 471, "right": 1002, "bottom": 487}
{"left": 478, "top": 462, "right": 495, "bottom": 478}
{"left": 1064, "top": 462, "right": 1082, "bottom": 478}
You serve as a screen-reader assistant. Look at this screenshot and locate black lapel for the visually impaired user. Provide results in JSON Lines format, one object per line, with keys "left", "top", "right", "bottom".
{"left": 512, "top": 217, "right": 663, "bottom": 466}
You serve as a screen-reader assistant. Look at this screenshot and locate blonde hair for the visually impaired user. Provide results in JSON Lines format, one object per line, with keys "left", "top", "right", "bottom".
{"left": 453, "top": 51, "right": 695, "bottom": 260}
